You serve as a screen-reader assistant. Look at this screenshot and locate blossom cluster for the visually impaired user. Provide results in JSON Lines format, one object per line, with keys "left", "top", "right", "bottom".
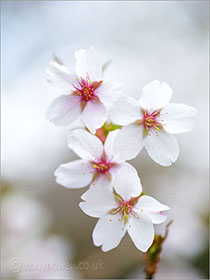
{"left": 46, "top": 47, "right": 197, "bottom": 252}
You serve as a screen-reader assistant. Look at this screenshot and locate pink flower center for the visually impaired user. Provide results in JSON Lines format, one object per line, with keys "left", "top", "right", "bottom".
{"left": 110, "top": 193, "right": 141, "bottom": 228}
{"left": 143, "top": 110, "right": 160, "bottom": 129}
{"left": 72, "top": 74, "right": 103, "bottom": 103}
{"left": 92, "top": 160, "right": 112, "bottom": 174}
{"left": 110, "top": 193, "right": 140, "bottom": 219}
{"left": 115, "top": 200, "right": 133, "bottom": 217}
{"left": 91, "top": 154, "right": 114, "bottom": 180}
{"left": 139, "top": 109, "right": 163, "bottom": 136}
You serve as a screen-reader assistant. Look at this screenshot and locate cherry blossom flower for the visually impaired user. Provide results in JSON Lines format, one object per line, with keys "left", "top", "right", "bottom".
{"left": 46, "top": 47, "right": 123, "bottom": 134}
{"left": 55, "top": 129, "right": 136, "bottom": 190}
{"left": 110, "top": 80, "right": 197, "bottom": 166}
{"left": 79, "top": 165, "right": 170, "bottom": 252}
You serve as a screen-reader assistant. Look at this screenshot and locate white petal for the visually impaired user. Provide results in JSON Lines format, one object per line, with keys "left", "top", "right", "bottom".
{"left": 110, "top": 96, "right": 141, "bottom": 125}
{"left": 140, "top": 80, "right": 172, "bottom": 110}
{"left": 100, "top": 162, "right": 136, "bottom": 188}
{"left": 45, "top": 94, "right": 81, "bottom": 126}
{"left": 97, "top": 81, "right": 123, "bottom": 105}
{"left": 54, "top": 159, "right": 93, "bottom": 189}
{"left": 114, "top": 164, "right": 142, "bottom": 201}
{"left": 104, "top": 130, "right": 121, "bottom": 163}
{"left": 47, "top": 62, "right": 77, "bottom": 93}
{"left": 68, "top": 129, "right": 103, "bottom": 161}
{"left": 161, "top": 103, "right": 197, "bottom": 134}
{"left": 79, "top": 186, "right": 115, "bottom": 218}
{"left": 81, "top": 100, "right": 108, "bottom": 134}
{"left": 83, "top": 168, "right": 115, "bottom": 192}
{"left": 92, "top": 213, "right": 126, "bottom": 252}
{"left": 75, "top": 47, "right": 102, "bottom": 81}
{"left": 144, "top": 211, "right": 167, "bottom": 224}
{"left": 107, "top": 164, "right": 121, "bottom": 180}
{"left": 145, "top": 130, "right": 179, "bottom": 166}
{"left": 92, "top": 176, "right": 113, "bottom": 188}
{"left": 81, "top": 179, "right": 113, "bottom": 200}
{"left": 113, "top": 124, "right": 146, "bottom": 161}
{"left": 136, "top": 195, "right": 170, "bottom": 212}
{"left": 127, "top": 212, "right": 154, "bottom": 252}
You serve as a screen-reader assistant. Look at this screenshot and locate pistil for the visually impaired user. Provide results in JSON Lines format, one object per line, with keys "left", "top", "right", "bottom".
{"left": 91, "top": 153, "right": 113, "bottom": 180}
{"left": 137, "top": 109, "right": 164, "bottom": 136}
{"left": 72, "top": 74, "right": 103, "bottom": 103}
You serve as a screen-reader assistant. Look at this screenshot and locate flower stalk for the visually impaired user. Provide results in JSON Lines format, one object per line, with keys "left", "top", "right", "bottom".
{"left": 95, "top": 122, "right": 122, "bottom": 143}
{"left": 144, "top": 220, "right": 173, "bottom": 279}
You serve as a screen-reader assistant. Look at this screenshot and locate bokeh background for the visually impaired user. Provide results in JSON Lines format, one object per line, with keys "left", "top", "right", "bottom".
{"left": 1, "top": 1, "right": 209, "bottom": 279}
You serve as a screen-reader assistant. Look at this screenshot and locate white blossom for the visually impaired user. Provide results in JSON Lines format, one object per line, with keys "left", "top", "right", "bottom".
{"left": 46, "top": 47, "right": 123, "bottom": 134}
{"left": 55, "top": 129, "right": 137, "bottom": 189}
{"left": 110, "top": 80, "right": 197, "bottom": 166}
{"left": 80, "top": 165, "right": 169, "bottom": 252}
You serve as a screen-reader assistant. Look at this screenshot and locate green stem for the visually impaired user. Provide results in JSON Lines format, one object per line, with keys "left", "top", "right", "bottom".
{"left": 144, "top": 220, "right": 173, "bottom": 279}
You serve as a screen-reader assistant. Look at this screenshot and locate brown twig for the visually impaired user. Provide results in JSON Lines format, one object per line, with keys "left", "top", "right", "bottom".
{"left": 144, "top": 220, "right": 173, "bottom": 279}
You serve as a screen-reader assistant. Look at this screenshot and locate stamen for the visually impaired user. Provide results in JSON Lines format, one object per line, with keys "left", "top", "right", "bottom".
{"left": 141, "top": 109, "right": 163, "bottom": 134}
{"left": 71, "top": 74, "right": 103, "bottom": 103}
{"left": 91, "top": 153, "right": 115, "bottom": 181}
{"left": 110, "top": 197, "right": 137, "bottom": 224}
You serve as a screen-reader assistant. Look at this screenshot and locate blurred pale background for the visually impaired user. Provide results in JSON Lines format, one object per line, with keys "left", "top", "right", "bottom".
{"left": 1, "top": 1, "right": 209, "bottom": 279}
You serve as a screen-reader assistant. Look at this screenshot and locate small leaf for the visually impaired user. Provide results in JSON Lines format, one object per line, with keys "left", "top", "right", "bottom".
{"left": 52, "top": 53, "right": 63, "bottom": 65}
{"left": 102, "top": 60, "right": 112, "bottom": 74}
